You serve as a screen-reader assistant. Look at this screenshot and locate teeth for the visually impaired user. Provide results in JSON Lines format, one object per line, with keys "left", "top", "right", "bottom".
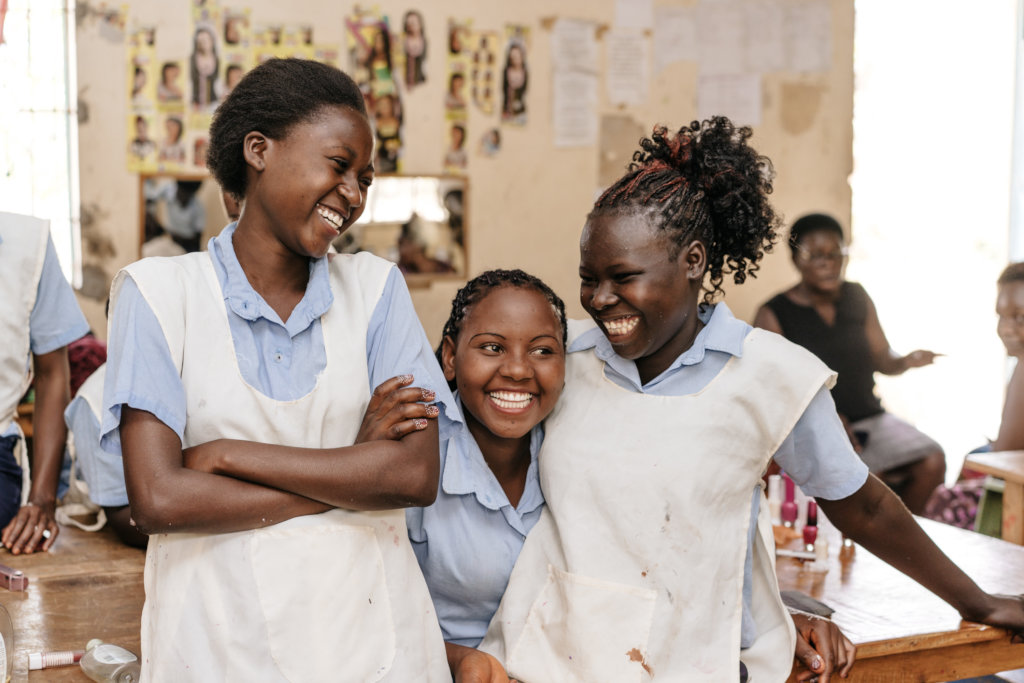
{"left": 489, "top": 391, "right": 533, "bottom": 409}
{"left": 317, "top": 205, "right": 345, "bottom": 229}
{"left": 604, "top": 316, "right": 639, "bottom": 336}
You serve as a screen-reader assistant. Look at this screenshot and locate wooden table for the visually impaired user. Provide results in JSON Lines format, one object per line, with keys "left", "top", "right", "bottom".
{"left": 965, "top": 450, "right": 1024, "bottom": 544}
{"left": 779, "top": 518, "right": 1024, "bottom": 682}
{"left": 0, "top": 525, "right": 144, "bottom": 682}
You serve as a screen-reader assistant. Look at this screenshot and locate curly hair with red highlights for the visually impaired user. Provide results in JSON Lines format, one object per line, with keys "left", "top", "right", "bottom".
{"left": 590, "top": 116, "right": 780, "bottom": 303}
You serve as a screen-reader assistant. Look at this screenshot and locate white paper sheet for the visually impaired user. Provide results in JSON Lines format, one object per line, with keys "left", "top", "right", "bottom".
{"left": 554, "top": 71, "right": 599, "bottom": 147}
{"left": 696, "top": 2, "right": 746, "bottom": 75}
{"left": 744, "top": 0, "right": 786, "bottom": 72}
{"left": 605, "top": 30, "right": 649, "bottom": 106}
{"left": 551, "top": 18, "right": 598, "bottom": 73}
{"left": 786, "top": 1, "right": 832, "bottom": 72}
{"left": 614, "top": 0, "right": 654, "bottom": 31}
{"left": 653, "top": 6, "right": 697, "bottom": 72}
{"left": 697, "top": 73, "right": 762, "bottom": 127}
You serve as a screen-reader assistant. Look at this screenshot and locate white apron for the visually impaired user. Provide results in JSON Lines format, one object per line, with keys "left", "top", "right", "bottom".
{"left": 0, "top": 213, "right": 49, "bottom": 496}
{"left": 114, "top": 251, "right": 449, "bottom": 683}
{"left": 481, "top": 323, "right": 835, "bottom": 682}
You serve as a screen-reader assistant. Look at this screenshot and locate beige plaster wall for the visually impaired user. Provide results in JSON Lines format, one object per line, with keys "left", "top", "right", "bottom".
{"left": 75, "top": 0, "right": 854, "bottom": 345}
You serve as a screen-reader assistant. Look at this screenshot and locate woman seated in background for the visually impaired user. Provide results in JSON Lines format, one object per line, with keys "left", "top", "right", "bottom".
{"left": 991, "top": 262, "right": 1024, "bottom": 450}
{"left": 754, "top": 213, "right": 945, "bottom": 514}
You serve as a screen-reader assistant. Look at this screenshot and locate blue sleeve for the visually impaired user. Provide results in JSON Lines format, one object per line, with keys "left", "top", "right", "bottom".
{"left": 366, "top": 268, "right": 461, "bottom": 440}
{"left": 65, "top": 395, "right": 129, "bottom": 507}
{"left": 29, "top": 235, "right": 89, "bottom": 354}
{"left": 773, "top": 387, "right": 870, "bottom": 500}
{"left": 100, "top": 275, "right": 187, "bottom": 456}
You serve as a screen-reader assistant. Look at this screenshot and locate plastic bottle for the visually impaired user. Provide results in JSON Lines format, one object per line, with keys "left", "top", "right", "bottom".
{"left": 767, "top": 474, "right": 782, "bottom": 525}
{"left": 79, "top": 640, "right": 141, "bottom": 683}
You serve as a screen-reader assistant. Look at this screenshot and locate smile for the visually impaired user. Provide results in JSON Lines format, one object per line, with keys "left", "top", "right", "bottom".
{"left": 603, "top": 315, "right": 639, "bottom": 337}
{"left": 488, "top": 391, "right": 534, "bottom": 410}
{"left": 316, "top": 203, "right": 348, "bottom": 231}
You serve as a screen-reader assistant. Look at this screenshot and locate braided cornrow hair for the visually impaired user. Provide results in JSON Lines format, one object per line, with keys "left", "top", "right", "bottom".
{"left": 436, "top": 269, "right": 568, "bottom": 389}
{"left": 590, "top": 116, "right": 780, "bottom": 303}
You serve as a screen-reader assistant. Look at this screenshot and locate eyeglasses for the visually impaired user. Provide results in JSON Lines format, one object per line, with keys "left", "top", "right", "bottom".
{"left": 795, "top": 246, "right": 849, "bottom": 263}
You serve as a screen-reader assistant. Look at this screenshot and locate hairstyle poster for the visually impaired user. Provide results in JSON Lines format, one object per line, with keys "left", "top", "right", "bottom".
{"left": 127, "top": 113, "right": 157, "bottom": 173}
{"left": 501, "top": 25, "right": 529, "bottom": 125}
{"left": 443, "top": 120, "right": 468, "bottom": 174}
{"left": 466, "top": 30, "right": 498, "bottom": 116}
{"left": 445, "top": 19, "right": 470, "bottom": 114}
{"left": 221, "top": 9, "right": 251, "bottom": 97}
{"left": 190, "top": 19, "right": 223, "bottom": 116}
{"left": 127, "top": 29, "right": 156, "bottom": 114}
{"left": 156, "top": 59, "right": 185, "bottom": 110}
{"left": 347, "top": 10, "right": 404, "bottom": 173}
{"left": 156, "top": 113, "right": 187, "bottom": 171}
{"left": 399, "top": 10, "right": 427, "bottom": 90}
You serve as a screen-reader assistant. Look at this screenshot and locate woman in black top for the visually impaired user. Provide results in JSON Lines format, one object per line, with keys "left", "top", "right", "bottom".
{"left": 754, "top": 213, "right": 945, "bottom": 514}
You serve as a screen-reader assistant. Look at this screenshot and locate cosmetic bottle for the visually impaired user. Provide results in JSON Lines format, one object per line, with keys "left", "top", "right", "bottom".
{"left": 802, "top": 500, "right": 818, "bottom": 551}
{"left": 79, "top": 640, "right": 141, "bottom": 683}
{"left": 767, "top": 474, "right": 782, "bottom": 525}
{"left": 780, "top": 474, "right": 798, "bottom": 528}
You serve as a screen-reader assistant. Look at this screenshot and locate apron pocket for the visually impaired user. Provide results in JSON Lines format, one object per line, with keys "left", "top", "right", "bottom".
{"left": 507, "top": 564, "right": 657, "bottom": 683}
{"left": 251, "top": 522, "right": 396, "bottom": 682}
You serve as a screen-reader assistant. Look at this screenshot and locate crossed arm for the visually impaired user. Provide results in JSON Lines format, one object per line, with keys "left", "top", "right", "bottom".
{"left": 121, "top": 376, "right": 441, "bottom": 535}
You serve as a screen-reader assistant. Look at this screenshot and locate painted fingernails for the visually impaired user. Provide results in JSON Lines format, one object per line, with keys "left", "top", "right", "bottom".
{"left": 414, "top": 419, "right": 428, "bottom": 429}
{"left": 400, "top": 374, "right": 414, "bottom": 384}
{"left": 421, "top": 389, "right": 435, "bottom": 400}
{"left": 426, "top": 405, "right": 439, "bottom": 417}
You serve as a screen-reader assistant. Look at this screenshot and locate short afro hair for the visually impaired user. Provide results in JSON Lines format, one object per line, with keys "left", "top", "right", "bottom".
{"left": 207, "top": 58, "right": 367, "bottom": 200}
{"left": 787, "top": 213, "right": 845, "bottom": 258}
{"left": 999, "top": 262, "right": 1024, "bottom": 286}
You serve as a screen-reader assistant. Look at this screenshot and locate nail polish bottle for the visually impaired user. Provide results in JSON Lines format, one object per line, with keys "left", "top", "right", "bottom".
{"left": 803, "top": 500, "right": 818, "bottom": 552}
{"left": 781, "top": 474, "right": 798, "bottom": 528}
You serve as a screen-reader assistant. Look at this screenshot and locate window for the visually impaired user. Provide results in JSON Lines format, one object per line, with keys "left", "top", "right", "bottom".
{"left": 0, "top": 0, "right": 80, "bottom": 284}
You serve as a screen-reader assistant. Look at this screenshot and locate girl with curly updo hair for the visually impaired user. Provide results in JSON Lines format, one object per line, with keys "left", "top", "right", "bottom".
{"left": 479, "top": 117, "right": 1024, "bottom": 682}
{"left": 104, "top": 59, "right": 453, "bottom": 680}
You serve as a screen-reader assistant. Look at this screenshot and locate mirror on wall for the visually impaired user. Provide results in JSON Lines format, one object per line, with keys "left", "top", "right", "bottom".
{"left": 138, "top": 174, "right": 229, "bottom": 258}
{"left": 337, "top": 175, "right": 467, "bottom": 284}
{"left": 139, "top": 174, "right": 467, "bottom": 284}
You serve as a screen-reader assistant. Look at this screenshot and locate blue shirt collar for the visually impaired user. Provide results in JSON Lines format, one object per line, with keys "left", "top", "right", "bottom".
{"left": 567, "top": 302, "right": 748, "bottom": 384}
{"left": 210, "top": 222, "right": 334, "bottom": 336}
{"left": 441, "top": 392, "right": 545, "bottom": 515}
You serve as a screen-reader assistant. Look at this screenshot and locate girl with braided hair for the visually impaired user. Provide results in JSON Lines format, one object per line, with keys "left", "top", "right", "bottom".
{"left": 477, "top": 117, "right": 1024, "bottom": 682}
{"left": 405, "top": 269, "right": 568, "bottom": 681}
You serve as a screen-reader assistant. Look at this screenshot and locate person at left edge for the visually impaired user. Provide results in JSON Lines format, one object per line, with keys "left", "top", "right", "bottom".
{"left": 0, "top": 212, "right": 89, "bottom": 554}
{"left": 102, "top": 59, "right": 454, "bottom": 681}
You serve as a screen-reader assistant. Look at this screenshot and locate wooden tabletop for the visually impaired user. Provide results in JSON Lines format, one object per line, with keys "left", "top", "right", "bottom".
{"left": 779, "top": 517, "right": 1024, "bottom": 682}
{"left": 0, "top": 525, "right": 145, "bottom": 682}
{"left": 965, "top": 450, "right": 1024, "bottom": 544}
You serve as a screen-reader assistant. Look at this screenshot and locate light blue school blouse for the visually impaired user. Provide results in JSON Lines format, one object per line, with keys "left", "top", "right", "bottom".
{"left": 100, "top": 222, "right": 458, "bottom": 457}
{"left": 65, "top": 383, "right": 128, "bottom": 507}
{"left": 1, "top": 232, "right": 89, "bottom": 437}
{"left": 570, "top": 302, "right": 869, "bottom": 649}
{"left": 406, "top": 394, "right": 545, "bottom": 648}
